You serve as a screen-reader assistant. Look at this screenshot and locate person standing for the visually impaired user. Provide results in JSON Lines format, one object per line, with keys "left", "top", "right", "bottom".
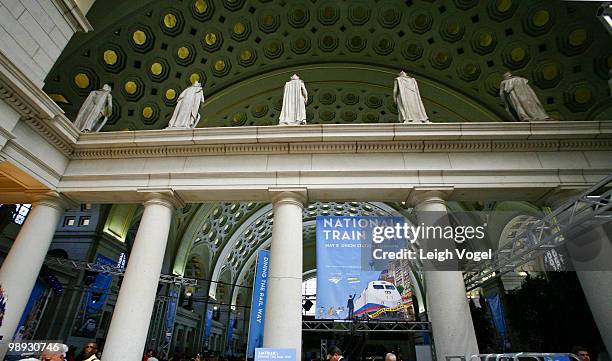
{"left": 385, "top": 353, "right": 397, "bottom": 361}
{"left": 326, "top": 346, "right": 343, "bottom": 361}
{"left": 346, "top": 294, "right": 356, "bottom": 320}
{"left": 148, "top": 349, "right": 160, "bottom": 361}
{"left": 572, "top": 346, "right": 591, "bottom": 361}
{"left": 75, "top": 342, "right": 99, "bottom": 361}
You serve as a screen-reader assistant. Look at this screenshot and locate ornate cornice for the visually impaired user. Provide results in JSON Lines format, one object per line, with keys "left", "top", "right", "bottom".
{"left": 51, "top": 0, "right": 94, "bottom": 33}
{"left": 71, "top": 122, "right": 612, "bottom": 159}
{"left": 0, "top": 52, "right": 78, "bottom": 156}
{"left": 0, "top": 53, "right": 63, "bottom": 119}
{"left": 24, "top": 118, "right": 74, "bottom": 156}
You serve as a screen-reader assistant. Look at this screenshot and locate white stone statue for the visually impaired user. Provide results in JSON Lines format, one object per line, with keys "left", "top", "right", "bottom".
{"left": 73, "top": 84, "right": 113, "bottom": 132}
{"left": 500, "top": 72, "right": 552, "bottom": 122}
{"left": 279, "top": 74, "right": 308, "bottom": 125}
{"left": 166, "top": 82, "right": 205, "bottom": 129}
{"left": 393, "top": 71, "right": 429, "bottom": 123}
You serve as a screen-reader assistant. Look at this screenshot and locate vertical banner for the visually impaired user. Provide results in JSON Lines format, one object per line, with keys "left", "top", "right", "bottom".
{"left": 316, "top": 216, "right": 415, "bottom": 321}
{"left": 164, "top": 287, "right": 179, "bottom": 346}
{"left": 203, "top": 308, "right": 213, "bottom": 351}
{"left": 226, "top": 316, "right": 236, "bottom": 355}
{"left": 14, "top": 280, "right": 46, "bottom": 340}
{"left": 72, "top": 255, "right": 115, "bottom": 337}
{"left": 246, "top": 250, "right": 270, "bottom": 359}
{"left": 486, "top": 293, "right": 507, "bottom": 338}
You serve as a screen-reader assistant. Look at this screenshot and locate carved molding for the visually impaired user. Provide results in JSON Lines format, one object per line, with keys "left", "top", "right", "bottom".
{"left": 71, "top": 137, "right": 612, "bottom": 160}
{"left": 290, "top": 142, "right": 357, "bottom": 153}
{"left": 51, "top": 0, "right": 94, "bottom": 32}
{"left": 0, "top": 53, "right": 63, "bottom": 119}
{"left": 24, "top": 117, "right": 74, "bottom": 156}
{"left": 0, "top": 85, "right": 35, "bottom": 117}
{"left": 0, "top": 52, "right": 77, "bottom": 156}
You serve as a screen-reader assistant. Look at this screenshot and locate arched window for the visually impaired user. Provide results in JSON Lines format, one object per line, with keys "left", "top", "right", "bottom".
{"left": 0, "top": 203, "right": 32, "bottom": 225}
{"left": 13, "top": 204, "right": 32, "bottom": 224}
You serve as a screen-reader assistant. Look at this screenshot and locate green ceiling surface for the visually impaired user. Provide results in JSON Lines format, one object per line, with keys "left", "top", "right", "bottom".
{"left": 44, "top": 0, "right": 612, "bottom": 131}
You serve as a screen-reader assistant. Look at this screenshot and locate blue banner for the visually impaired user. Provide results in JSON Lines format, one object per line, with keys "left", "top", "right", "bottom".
{"left": 316, "top": 216, "right": 415, "bottom": 321}
{"left": 72, "top": 255, "right": 115, "bottom": 337}
{"left": 14, "top": 280, "right": 45, "bottom": 339}
{"left": 203, "top": 308, "right": 213, "bottom": 350}
{"left": 247, "top": 250, "right": 270, "bottom": 359}
{"left": 255, "top": 348, "right": 296, "bottom": 361}
{"left": 227, "top": 316, "right": 236, "bottom": 355}
{"left": 486, "top": 293, "right": 507, "bottom": 338}
{"left": 165, "top": 286, "right": 179, "bottom": 347}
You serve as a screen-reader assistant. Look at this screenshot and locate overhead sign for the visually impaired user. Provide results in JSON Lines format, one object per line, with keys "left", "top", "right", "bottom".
{"left": 255, "top": 348, "right": 296, "bottom": 361}
{"left": 246, "top": 250, "right": 270, "bottom": 359}
{"left": 316, "top": 216, "right": 416, "bottom": 321}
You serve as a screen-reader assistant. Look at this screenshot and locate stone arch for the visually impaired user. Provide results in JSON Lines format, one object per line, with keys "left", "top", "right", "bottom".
{"left": 45, "top": 0, "right": 612, "bottom": 130}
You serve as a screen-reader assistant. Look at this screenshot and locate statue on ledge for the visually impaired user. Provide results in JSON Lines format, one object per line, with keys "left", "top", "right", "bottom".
{"left": 167, "top": 82, "right": 205, "bottom": 129}
{"left": 500, "top": 72, "right": 552, "bottom": 122}
{"left": 393, "top": 71, "right": 429, "bottom": 124}
{"left": 73, "top": 84, "right": 113, "bottom": 132}
{"left": 279, "top": 74, "right": 308, "bottom": 125}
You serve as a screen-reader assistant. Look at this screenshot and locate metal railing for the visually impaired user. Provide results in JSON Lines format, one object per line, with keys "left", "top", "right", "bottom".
{"left": 470, "top": 353, "right": 580, "bottom": 361}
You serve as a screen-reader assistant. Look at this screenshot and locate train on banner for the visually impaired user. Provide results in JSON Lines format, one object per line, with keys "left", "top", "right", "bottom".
{"left": 316, "top": 216, "right": 417, "bottom": 321}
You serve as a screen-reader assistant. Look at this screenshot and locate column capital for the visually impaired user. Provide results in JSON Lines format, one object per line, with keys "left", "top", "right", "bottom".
{"left": 25, "top": 191, "right": 71, "bottom": 210}
{"left": 268, "top": 188, "right": 307, "bottom": 207}
{"left": 141, "top": 190, "right": 185, "bottom": 210}
{"left": 408, "top": 187, "right": 453, "bottom": 209}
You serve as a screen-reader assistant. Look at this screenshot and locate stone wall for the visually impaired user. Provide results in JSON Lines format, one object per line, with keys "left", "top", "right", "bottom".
{"left": 0, "top": 0, "right": 90, "bottom": 86}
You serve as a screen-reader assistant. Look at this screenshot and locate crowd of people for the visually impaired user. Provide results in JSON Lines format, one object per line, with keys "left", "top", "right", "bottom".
{"left": 15, "top": 342, "right": 252, "bottom": 361}
{"left": 144, "top": 352, "right": 246, "bottom": 361}
{"left": 15, "top": 342, "right": 601, "bottom": 361}
{"left": 18, "top": 341, "right": 100, "bottom": 361}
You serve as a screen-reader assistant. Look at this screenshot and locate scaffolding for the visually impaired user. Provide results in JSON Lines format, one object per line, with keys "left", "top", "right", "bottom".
{"left": 302, "top": 320, "right": 431, "bottom": 333}
{"left": 44, "top": 257, "right": 198, "bottom": 287}
{"left": 44, "top": 257, "right": 193, "bottom": 358}
{"left": 463, "top": 174, "right": 612, "bottom": 290}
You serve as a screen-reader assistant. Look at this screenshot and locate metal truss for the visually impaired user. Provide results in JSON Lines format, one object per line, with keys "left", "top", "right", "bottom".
{"left": 44, "top": 257, "right": 198, "bottom": 287}
{"left": 46, "top": 257, "right": 187, "bottom": 359}
{"left": 302, "top": 320, "right": 431, "bottom": 333}
{"left": 463, "top": 174, "right": 612, "bottom": 291}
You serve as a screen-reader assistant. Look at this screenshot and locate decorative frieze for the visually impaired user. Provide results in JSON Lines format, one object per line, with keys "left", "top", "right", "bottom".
{"left": 70, "top": 135, "right": 612, "bottom": 160}
{"left": 23, "top": 117, "right": 74, "bottom": 156}
{"left": 424, "top": 140, "right": 491, "bottom": 152}
{"left": 492, "top": 139, "right": 559, "bottom": 152}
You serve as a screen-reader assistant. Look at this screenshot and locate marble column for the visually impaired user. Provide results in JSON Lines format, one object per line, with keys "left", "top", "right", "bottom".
{"left": 411, "top": 190, "right": 479, "bottom": 361}
{"left": 102, "top": 192, "right": 182, "bottom": 361}
{"left": 263, "top": 190, "right": 306, "bottom": 355}
{"left": 0, "top": 192, "right": 66, "bottom": 358}
{"left": 544, "top": 189, "right": 612, "bottom": 355}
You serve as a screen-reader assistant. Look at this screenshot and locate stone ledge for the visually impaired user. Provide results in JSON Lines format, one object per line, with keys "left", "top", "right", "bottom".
{"left": 0, "top": 52, "right": 78, "bottom": 156}
{"left": 70, "top": 136, "right": 612, "bottom": 160}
